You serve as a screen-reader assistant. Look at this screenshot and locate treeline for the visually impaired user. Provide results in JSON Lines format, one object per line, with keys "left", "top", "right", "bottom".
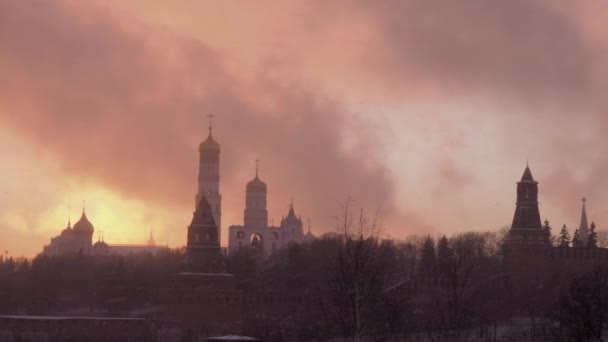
{"left": 0, "top": 249, "right": 185, "bottom": 316}
{"left": 2, "top": 222, "right": 608, "bottom": 340}
{"left": 227, "top": 230, "right": 507, "bottom": 341}
{"left": 227, "top": 201, "right": 509, "bottom": 341}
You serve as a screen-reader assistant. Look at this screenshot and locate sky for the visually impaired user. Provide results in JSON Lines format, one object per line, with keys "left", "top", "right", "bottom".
{"left": 2, "top": 0, "right": 608, "bottom": 257}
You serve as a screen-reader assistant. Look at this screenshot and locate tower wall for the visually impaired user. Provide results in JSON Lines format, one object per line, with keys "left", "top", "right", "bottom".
{"left": 244, "top": 189, "right": 268, "bottom": 229}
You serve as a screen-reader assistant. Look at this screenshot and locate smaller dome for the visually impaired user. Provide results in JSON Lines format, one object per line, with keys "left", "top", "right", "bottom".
{"left": 93, "top": 239, "right": 110, "bottom": 256}
{"left": 247, "top": 176, "right": 267, "bottom": 192}
{"left": 93, "top": 240, "right": 108, "bottom": 248}
{"left": 199, "top": 134, "right": 220, "bottom": 153}
{"left": 73, "top": 211, "right": 94, "bottom": 234}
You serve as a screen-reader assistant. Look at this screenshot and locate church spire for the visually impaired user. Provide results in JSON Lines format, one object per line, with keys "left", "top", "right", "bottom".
{"left": 579, "top": 198, "right": 590, "bottom": 245}
{"left": 67, "top": 198, "right": 72, "bottom": 228}
{"left": 148, "top": 228, "right": 156, "bottom": 246}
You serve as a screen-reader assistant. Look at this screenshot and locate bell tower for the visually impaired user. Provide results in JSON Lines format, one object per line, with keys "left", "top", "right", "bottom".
{"left": 244, "top": 160, "right": 268, "bottom": 229}
{"left": 196, "top": 114, "right": 222, "bottom": 240}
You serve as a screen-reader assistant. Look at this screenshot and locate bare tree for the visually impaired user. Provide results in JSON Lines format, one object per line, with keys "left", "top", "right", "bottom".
{"left": 597, "top": 230, "right": 608, "bottom": 248}
{"left": 328, "top": 197, "right": 393, "bottom": 341}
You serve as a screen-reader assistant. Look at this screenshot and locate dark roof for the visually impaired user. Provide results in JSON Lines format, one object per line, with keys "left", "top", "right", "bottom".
{"left": 520, "top": 165, "right": 535, "bottom": 182}
{"left": 246, "top": 175, "right": 267, "bottom": 191}
{"left": 199, "top": 133, "right": 220, "bottom": 152}
{"left": 282, "top": 205, "right": 301, "bottom": 225}
{"left": 191, "top": 196, "right": 217, "bottom": 226}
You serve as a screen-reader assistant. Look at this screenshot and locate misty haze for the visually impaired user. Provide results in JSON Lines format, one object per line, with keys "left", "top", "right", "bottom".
{"left": 2, "top": 1, "right": 608, "bottom": 341}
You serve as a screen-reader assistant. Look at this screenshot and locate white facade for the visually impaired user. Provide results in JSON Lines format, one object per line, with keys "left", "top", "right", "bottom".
{"left": 228, "top": 172, "right": 315, "bottom": 255}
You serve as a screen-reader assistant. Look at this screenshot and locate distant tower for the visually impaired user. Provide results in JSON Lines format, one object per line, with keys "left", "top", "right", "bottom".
{"left": 148, "top": 228, "right": 156, "bottom": 246}
{"left": 280, "top": 198, "right": 304, "bottom": 239}
{"left": 196, "top": 114, "right": 222, "bottom": 241}
{"left": 507, "top": 164, "right": 549, "bottom": 245}
{"left": 187, "top": 195, "right": 222, "bottom": 271}
{"left": 578, "top": 198, "right": 590, "bottom": 246}
{"left": 244, "top": 160, "right": 268, "bottom": 229}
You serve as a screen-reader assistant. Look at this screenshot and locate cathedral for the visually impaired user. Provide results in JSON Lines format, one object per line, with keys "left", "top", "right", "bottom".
{"left": 42, "top": 209, "right": 95, "bottom": 256}
{"left": 195, "top": 117, "right": 315, "bottom": 256}
{"left": 41, "top": 207, "right": 168, "bottom": 257}
{"left": 227, "top": 166, "right": 315, "bottom": 255}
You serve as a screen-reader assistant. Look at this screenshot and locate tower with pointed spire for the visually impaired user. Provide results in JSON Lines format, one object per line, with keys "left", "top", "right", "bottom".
{"left": 280, "top": 198, "right": 304, "bottom": 241}
{"left": 244, "top": 159, "right": 268, "bottom": 230}
{"left": 507, "top": 164, "right": 549, "bottom": 245}
{"left": 186, "top": 195, "right": 222, "bottom": 271}
{"left": 578, "top": 198, "right": 590, "bottom": 246}
{"left": 196, "top": 114, "right": 222, "bottom": 242}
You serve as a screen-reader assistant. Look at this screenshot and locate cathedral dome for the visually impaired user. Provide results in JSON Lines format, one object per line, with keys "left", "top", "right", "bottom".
{"left": 93, "top": 240, "right": 108, "bottom": 248}
{"left": 92, "top": 239, "right": 109, "bottom": 256}
{"left": 73, "top": 211, "right": 94, "bottom": 234}
{"left": 247, "top": 175, "right": 267, "bottom": 192}
{"left": 199, "top": 134, "right": 220, "bottom": 153}
{"left": 60, "top": 221, "right": 72, "bottom": 235}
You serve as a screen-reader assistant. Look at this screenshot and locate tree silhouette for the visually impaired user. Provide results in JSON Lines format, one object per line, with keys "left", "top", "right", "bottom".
{"left": 436, "top": 235, "right": 454, "bottom": 277}
{"left": 588, "top": 222, "right": 598, "bottom": 248}
{"left": 419, "top": 236, "right": 436, "bottom": 277}
{"left": 560, "top": 267, "right": 608, "bottom": 340}
{"left": 558, "top": 225, "right": 571, "bottom": 247}
{"left": 572, "top": 228, "right": 581, "bottom": 247}
{"left": 542, "top": 219, "right": 556, "bottom": 246}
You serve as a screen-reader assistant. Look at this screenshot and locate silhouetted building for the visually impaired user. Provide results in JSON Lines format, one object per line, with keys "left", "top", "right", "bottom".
{"left": 186, "top": 196, "right": 223, "bottom": 272}
{"left": 196, "top": 116, "right": 222, "bottom": 237}
{"left": 162, "top": 120, "right": 243, "bottom": 337}
{"left": 42, "top": 209, "right": 94, "bottom": 256}
{"left": 42, "top": 211, "right": 169, "bottom": 257}
{"left": 228, "top": 164, "right": 315, "bottom": 255}
{"left": 503, "top": 164, "right": 608, "bottom": 314}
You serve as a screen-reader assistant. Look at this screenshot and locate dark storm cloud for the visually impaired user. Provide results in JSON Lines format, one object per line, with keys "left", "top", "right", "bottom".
{"left": 358, "top": 0, "right": 595, "bottom": 101}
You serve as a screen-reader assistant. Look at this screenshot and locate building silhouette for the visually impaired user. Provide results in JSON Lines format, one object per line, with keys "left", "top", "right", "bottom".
{"left": 228, "top": 165, "right": 315, "bottom": 255}
{"left": 162, "top": 117, "right": 243, "bottom": 336}
{"left": 504, "top": 164, "right": 608, "bottom": 313}
{"left": 41, "top": 209, "right": 168, "bottom": 257}
{"left": 42, "top": 209, "right": 94, "bottom": 256}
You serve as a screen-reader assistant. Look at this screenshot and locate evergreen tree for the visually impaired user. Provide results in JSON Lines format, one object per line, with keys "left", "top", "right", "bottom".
{"left": 558, "top": 225, "right": 571, "bottom": 247}
{"left": 572, "top": 228, "right": 581, "bottom": 247}
{"left": 588, "top": 222, "right": 598, "bottom": 248}
{"left": 543, "top": 219, "right": 554, "bottom": 245}
{"left": 419, "top": 236, "right": 436, "bottom": 276}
